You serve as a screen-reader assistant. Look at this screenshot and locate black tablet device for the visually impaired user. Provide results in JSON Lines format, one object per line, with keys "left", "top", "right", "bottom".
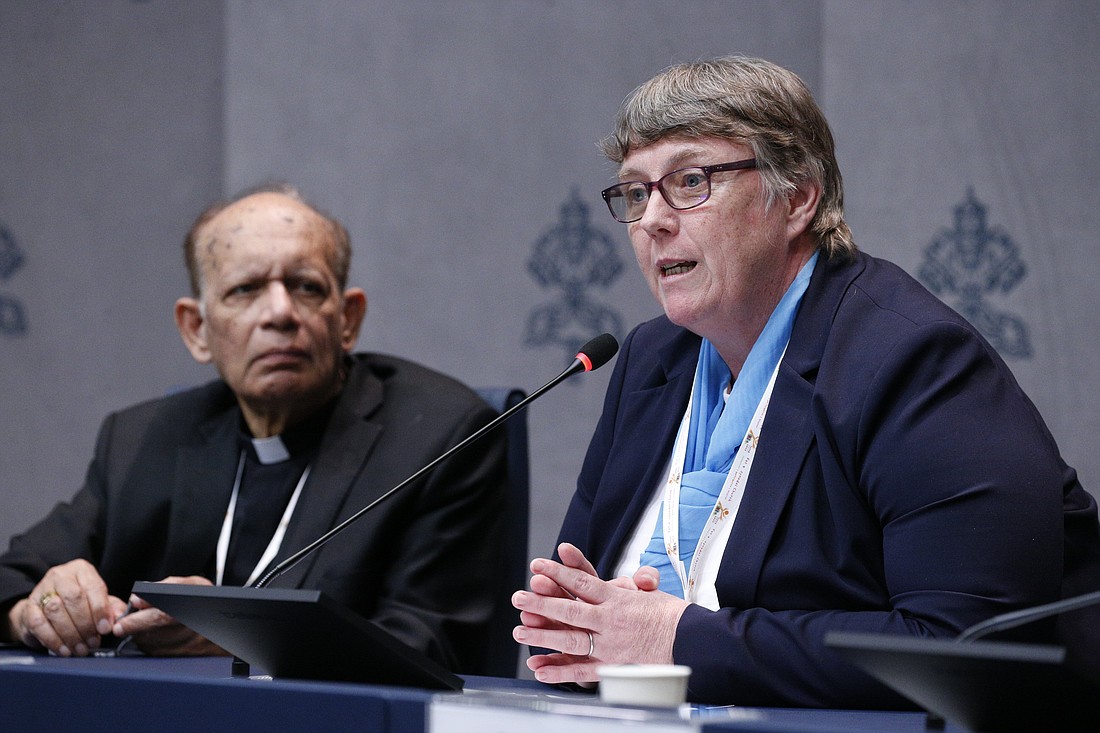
{"left": 132, "top": 582, "right": 462, "bottom": 691}
{"left": 825, "top": 630, "right": 1100, "bottom": 732}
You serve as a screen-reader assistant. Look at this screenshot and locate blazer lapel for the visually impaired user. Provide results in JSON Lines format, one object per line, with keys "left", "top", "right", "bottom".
{"left": 268, "top": 362, "right": 384, "bottom": 588}
{"left": 717, "top": 253, "right": 868, "bottom": 605}
{"left": 595, "top": 331, "right": 699, "bottom": 577}
{"left": 163, "top": 409, "right": 240, "bottom": 576}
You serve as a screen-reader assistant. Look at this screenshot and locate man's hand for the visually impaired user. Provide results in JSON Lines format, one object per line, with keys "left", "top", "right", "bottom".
{"left": 512, "top": 543, "right": 689, "bottom": 685}
{"left": 6, "top": 559, "right": 127, "bottom": 656}
{"left": 114, "top": 576, "right": 228, "bottom": 657}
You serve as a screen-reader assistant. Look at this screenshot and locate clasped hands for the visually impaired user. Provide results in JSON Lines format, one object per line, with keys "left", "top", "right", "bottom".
{"left": 512, "top": 542, "right": 690, "bottom": 685}
{"left": 7, "top": 559, "right": 225, "bottom": 657}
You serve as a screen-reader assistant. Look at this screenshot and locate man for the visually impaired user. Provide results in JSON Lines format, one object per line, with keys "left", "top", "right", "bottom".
{"left": 0, "top": 184, "right": 506, "bottom": 673}
{"left": 512, "top": 56, "right": 1100, "bottom": 707}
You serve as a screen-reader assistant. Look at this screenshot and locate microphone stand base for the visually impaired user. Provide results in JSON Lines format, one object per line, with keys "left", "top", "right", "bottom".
{"left": 231, "top": 656, "right": 251, "bottom": 678}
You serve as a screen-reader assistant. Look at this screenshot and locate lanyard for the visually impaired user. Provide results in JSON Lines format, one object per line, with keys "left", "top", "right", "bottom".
{"left": 662, "top": 355, "right": 783, "bottom": 603}
{"left": 215, "top": 452, "right": 311, "bottom": 587}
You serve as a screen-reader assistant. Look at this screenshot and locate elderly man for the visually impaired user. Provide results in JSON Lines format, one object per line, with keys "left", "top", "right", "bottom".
{"left": 512, "top": 56, "right": 1100, "bottom": 707}
{"left": 1, "top": 184, "right": 506, "bottom": 673}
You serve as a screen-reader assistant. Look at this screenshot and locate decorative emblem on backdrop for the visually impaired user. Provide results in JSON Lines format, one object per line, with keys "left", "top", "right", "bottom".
{"left": 918, "top": 188, "right": 1032, "bottom": 359}
{"left": 525, "top": 189, "right": 624, "bottom": 358}
{"left": 0, "top": 223, "right": 27, "bottom": 337}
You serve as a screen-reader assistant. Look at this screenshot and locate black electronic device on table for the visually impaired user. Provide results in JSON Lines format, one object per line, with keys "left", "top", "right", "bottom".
{"left": 825, "top": 630, "right": 1100, "bottom": 732}
{"left": 132, "top": 582, "right": 462, "bottom": 690}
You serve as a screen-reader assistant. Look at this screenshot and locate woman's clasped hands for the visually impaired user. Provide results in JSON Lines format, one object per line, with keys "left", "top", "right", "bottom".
{"left": 511, "top": 542, "right": 690, "bottom": 685}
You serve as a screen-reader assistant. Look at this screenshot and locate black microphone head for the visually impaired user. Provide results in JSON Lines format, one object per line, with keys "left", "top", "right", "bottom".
{"left": 575, "top": 333, "right": 619, "bottom": 372}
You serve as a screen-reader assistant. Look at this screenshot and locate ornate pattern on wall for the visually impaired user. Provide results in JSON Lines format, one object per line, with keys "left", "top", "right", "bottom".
{"left": 918, "top": 188, "right": 1032, "bottom": 359}
{"left": 525, "top": 189, "right": 624, "bottom": 358}
{"left": 0, "top": 223, "right": 27, "bottom": 337}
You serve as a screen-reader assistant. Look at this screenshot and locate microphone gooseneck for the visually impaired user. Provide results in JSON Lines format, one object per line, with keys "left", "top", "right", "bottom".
{"left": 956, "top": 589, "right": 1100, "bottom": 643}
{"left": 252, "top": 333, "right": 620, "bottom": 589}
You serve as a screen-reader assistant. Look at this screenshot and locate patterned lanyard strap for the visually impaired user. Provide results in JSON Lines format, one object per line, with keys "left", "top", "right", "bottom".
{"left": 662, "top": 354, "right": 784, "bottom": 602}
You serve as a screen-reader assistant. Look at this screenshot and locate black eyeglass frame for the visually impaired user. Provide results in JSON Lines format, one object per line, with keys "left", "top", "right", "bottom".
{"left": 600, "top": 158, "right": 758, "bottom": 223}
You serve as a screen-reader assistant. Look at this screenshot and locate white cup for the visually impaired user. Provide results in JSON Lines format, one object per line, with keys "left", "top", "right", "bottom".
{"left": 596, "top": 664, "right": 691, "bottom": 708}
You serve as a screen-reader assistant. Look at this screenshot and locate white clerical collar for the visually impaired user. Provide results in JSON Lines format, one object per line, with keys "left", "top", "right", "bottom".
{"left": 251, "top": 435, "right": 291, "bottom": 465}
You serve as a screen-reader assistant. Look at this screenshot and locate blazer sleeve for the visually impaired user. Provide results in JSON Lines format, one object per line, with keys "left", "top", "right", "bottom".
{"left": 556, "top": 326, "right": 637, "bottom": 560}
{"left": 350, "top": 398, "right": 508, "bottom": 674}
{"left": 0, "top": 412, "right": 115, "bottom": 616}
{"left": 555, "top": 322, "right": 685, "bottom": 573}
{"left": 675, "top": 316, "right": 1079, "bottom": 707}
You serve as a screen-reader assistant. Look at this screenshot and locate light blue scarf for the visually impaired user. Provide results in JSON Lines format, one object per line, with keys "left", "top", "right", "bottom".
{"left": 639, "top": 252, "right": 818, "bottom": 596}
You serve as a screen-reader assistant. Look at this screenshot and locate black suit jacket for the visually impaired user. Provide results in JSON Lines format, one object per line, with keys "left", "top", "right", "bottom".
{"left": 559, "top": 251, "right": 1100, "bottom": 706}
{"left": 0, "top": 353, "right": 507, "bottom": 673}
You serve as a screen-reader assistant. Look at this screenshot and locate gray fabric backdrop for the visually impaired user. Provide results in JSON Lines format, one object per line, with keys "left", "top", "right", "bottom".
{"left": 2, "top": 2, "right": 1097, "bottom": 598}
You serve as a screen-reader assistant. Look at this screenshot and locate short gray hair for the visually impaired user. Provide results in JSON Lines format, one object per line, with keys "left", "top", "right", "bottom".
{"left": 600, "top": 56, "right": 855, "bottom": 259}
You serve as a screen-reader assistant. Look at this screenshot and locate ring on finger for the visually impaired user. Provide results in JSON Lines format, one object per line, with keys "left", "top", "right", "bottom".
{"left": 37, "top": 590, "right": 59, "bottom": 609}
{"left": 586, "top": 631, "right": 595, "bottom": 658}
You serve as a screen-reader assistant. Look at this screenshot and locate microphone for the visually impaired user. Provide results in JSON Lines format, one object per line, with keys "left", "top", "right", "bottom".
{"left": 252, "top": 332, "right": 619, "bottom": 589}
{"left": 955, "top": 589, "right": 1100, "bottom": 643}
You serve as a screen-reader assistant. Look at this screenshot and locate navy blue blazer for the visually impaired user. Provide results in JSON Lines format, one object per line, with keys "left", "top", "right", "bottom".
{"left": 557, "top": 250, "right": 1100, "bottom": 707}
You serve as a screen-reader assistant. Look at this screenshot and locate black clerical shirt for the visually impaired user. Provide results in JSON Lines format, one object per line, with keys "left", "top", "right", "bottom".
{"left": 222, "top": 402, "right": 336, "bottom": 587}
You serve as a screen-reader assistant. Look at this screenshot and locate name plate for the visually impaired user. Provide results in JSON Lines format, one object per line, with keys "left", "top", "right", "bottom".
{"left": 429, "top": 689, "right": 760, "bottom": 733}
